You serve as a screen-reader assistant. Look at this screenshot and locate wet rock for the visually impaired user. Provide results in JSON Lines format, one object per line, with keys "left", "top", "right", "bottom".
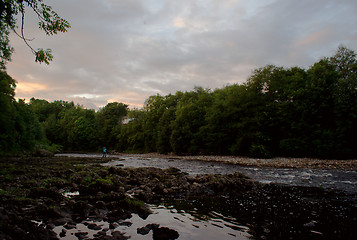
{"left": 64, "top": 223, "right": 76, "bottom": 229}
{"left": 137, "top": 223, "right": 160, "bottom": 235}
{"left": 304, "top": 220, "right": 317, "bottom": 228}
{"left": 118, "top": 221, "right": 132, "bottom": 227}
{"left": 95, "top": 200, "right": 107, "bottom": 209}
{"left": 87, "top": 223, "right": 101, "bottom": 230}
{"left": 59, "top": 229, "right": 67, "bottom": 237}
{"left": 51, "top": 218, "right": 68, "bottom": 226}
{"left": 137, "top": 226, "right": 151, "bottom": 235}
{"left": 75, "top": 231, "right": 88, "bottom": 240}
{"left": 94, "top": 229, "right": 109, "bottom": 238}
{"left": 73, "top": 201, "right": 91, "bottom": 219}
{"left": 46, "top": 224, "right": 55, "bottom": 230}
{"left": 152, "top": 227, "right": 179, "bottom": 240}
{"left": 109, "top": 222, "right": 119, "bottom": 229}
{"left": 112, "top": 231, "right": 129, "bottom": 240}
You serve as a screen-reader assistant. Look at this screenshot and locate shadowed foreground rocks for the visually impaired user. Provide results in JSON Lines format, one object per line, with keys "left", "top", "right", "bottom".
{"left": 0, "top": 156, "right": 356, "bottom": 240}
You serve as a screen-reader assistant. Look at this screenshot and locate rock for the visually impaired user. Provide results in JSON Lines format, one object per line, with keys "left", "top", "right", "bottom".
{"left": 51, "top": 218, "right": 68, "bottom": 226}
{"left": 75, "top": 231, "right": 88, "bottom": 240}
{"left": 137, "top": 223, "right": 160, "bottom": 235}
{"left": 152, "top": 227, "right": 179, "bottom": 240}
{"left": 112, "top": 231, "right": 129, "bottom": 240}
{"left": 94, "top": 230, "right": 107, "bottom": 238}
{"left": 109, "top": 222, "right": 119, "bottom": 229}
{"left": 59, "top": 229, "right": 67, "bottom": 237}
{"left": 87, "top": 223, "right": 101, "bottom": 230}
{"left": 35, "top": 149, "right": 55, "bottom": 157}
{"left": 118, "top": 221, "right": 132, "bottom": 227}
{"left": 304, "top": 220, "right": 317, "bottom": 228}
{"left": 46, "top": 224, "right": 55, "bottom": 230}
{"left": 64, "top": 223, "right": 76, "bottom": 229}
{"left": 95, "top": 200, "right": 106, "bottom": 209}
{"left": 137, "top": 226, "right": 151, "bottom": 235}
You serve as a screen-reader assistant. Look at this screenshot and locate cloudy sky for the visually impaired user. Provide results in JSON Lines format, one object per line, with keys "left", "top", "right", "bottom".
{"left": 7, "top": 0, "right": 357, "bottom": 109}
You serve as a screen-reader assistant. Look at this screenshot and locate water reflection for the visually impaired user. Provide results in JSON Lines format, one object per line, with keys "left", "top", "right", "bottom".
{"left": 135, "top": 204, "right": 251, "bottom": 240}
{"left": 53, "top": 203, "right": 252, "bottom": 240}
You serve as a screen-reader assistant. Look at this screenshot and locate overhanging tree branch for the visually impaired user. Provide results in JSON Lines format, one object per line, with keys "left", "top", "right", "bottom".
{"left": 0, "top": 0, "right": 70, "bottom": 67}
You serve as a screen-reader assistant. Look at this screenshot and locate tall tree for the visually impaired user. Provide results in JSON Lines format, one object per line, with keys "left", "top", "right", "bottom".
{"left": 0, "top": 71, "right": 44, "bottom": 155}
{"left": 96, "top": 102, "right": 128, "bottom": 150}
{"left": 0, "top": 71, "right": 16, "bottom": 154}
{"left": 330, "top": 46, "right": 357, "bottom": 158}
{"left": 170, "top": 87, "right": 211, "bottom": 154}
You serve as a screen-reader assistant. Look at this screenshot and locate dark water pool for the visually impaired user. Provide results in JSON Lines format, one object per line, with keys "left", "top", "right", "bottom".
{"left": 53, "top": 203, "right": 251, "bottom": 240}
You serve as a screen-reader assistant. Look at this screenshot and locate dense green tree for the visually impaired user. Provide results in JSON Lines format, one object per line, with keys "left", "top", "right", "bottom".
{"left": 29, "top": 98, "right": 75, "bottom": 145}
{"left": 156, "top": 94, "right": 180, "bottom": 153}
{"left": 96, "top": 102, "right": 128, "bottom": 150}
{"left": 142, "top": 94, "right": 166, "bottom": 152}
{"left": 56, "top": 105, "right": 97, "bottom": 151}
{"left": 330, "top": 46, "right": 357, "bottom": 158}
{"left": 118, "top": 109, "right": 146, "bottom": 152}
{"left": 13, "top": 99, "right": 44, "bottom": 152}
{"left": 2, "top": 46, "right": 356, "bottom": 158}
{"left": 0, "top": 71, "right": 44, "bottom": 155}
{"left": 170, "top": 87, "right": 211, "bottom": 154}
{"left": 0, "top": 71, "right": 16, "bottom": 154}
{"left": 203, "top": 84, "right": 251, "bottom": 155}
{"left": 244, "top": 65, "right": 309, "bottom": 157}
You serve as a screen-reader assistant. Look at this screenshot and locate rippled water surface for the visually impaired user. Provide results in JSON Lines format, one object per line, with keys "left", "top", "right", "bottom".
{"left": 57, "top": 153, "right": 357, "bottom": 193}
{"left": 53, "top": 204, "right": 251, "bottom": 240}
{"left": 54, "top": 153, "right": 357, "bottom": 239}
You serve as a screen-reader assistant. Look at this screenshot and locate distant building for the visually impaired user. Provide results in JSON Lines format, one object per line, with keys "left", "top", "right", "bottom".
{"left": 122, "top": 116, "right": 133, "bottom": 125}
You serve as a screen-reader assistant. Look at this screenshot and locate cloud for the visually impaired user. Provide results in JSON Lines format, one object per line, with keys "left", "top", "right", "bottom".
{"left": 173, "top": 17, "right": 186, "bottom": 28}
{"left": 16, "top": 81, "right": 48, "bottom": 95}
{"left": 6, "top": 0, "right": 357, "bottom": 110}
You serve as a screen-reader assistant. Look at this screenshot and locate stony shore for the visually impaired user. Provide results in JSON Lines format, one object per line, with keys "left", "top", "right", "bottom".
{"left": 0, "top": 156, "right": 356, "bottom": 240}
{"left": 119, "top": 153, "right": 357, "bottom": 170}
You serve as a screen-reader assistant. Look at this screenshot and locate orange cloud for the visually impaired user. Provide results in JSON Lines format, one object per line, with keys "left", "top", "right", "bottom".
{"left": 16, "top": 81, "right": 48, "bottom": 94}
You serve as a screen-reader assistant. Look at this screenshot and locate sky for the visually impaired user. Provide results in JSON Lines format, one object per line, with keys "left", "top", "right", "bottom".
{"left": 7, "top": 0, "right": 357, "bottom": 110}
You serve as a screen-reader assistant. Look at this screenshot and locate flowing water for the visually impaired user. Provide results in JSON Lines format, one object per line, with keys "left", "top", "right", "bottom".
{"left": 55, "top": 153, "right": 357, "bottom": 239}
{"left": 57, "top": 153, "right": 357, "bottom": 194}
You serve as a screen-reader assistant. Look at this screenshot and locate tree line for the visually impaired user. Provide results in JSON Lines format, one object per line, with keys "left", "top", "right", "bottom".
{"left": 1, "top": 46, "right": 356, "bottom": 158}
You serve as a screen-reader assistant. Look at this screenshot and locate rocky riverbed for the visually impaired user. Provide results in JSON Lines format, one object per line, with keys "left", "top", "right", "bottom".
{"left": 0, "top": 156, "right": 356, "bottom": 240}
{"left": 117, "top": 153, "right": 357, "bottom": 170}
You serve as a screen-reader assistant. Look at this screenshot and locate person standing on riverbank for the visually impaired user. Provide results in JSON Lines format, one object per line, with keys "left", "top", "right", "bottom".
{"left": 102, "top": 147, "right": 107, "bottom": 157}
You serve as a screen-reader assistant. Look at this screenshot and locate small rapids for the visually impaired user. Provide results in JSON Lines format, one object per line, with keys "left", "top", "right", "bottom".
{"left": 57, "top": 153, "right": 357, "bottom": 194}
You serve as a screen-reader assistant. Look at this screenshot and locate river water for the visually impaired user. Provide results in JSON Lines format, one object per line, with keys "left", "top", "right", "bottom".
{"left": 57, "top": 153, "right": 357, "bottom": 194}
{"left": 56, "top": 153, "right": 357, "bottom": 240}
{"left": 53, "top": 204, "right": 251, "bottom": 240}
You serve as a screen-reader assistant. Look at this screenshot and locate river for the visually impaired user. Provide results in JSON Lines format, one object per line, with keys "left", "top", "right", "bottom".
{"left": 57, "top": 153, "right": 357, "bottom": 194}
{"left": 55, "top": 153, "right": 357, "bottom": 240}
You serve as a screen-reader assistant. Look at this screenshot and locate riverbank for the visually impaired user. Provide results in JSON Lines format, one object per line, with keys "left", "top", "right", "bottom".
{"left": 1, "top": 156, "right": 356, "bottom": 239}
{"left": 117, "top": 153, "right": 357, "bottom": 170}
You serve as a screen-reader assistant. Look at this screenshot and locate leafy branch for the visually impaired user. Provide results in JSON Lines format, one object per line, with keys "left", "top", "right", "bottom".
{"left": 0, "top": 0, "right": 70, "bottom": 66}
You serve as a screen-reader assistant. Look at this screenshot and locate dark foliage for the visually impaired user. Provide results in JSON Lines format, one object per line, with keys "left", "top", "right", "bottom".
{"left": 1, "top": 46, "right": 356, "bottom": 158}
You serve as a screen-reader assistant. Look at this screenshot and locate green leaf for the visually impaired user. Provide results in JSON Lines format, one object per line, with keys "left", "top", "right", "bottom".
{"left": 35, "top": 48, "right": 53, "bottom": 64}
